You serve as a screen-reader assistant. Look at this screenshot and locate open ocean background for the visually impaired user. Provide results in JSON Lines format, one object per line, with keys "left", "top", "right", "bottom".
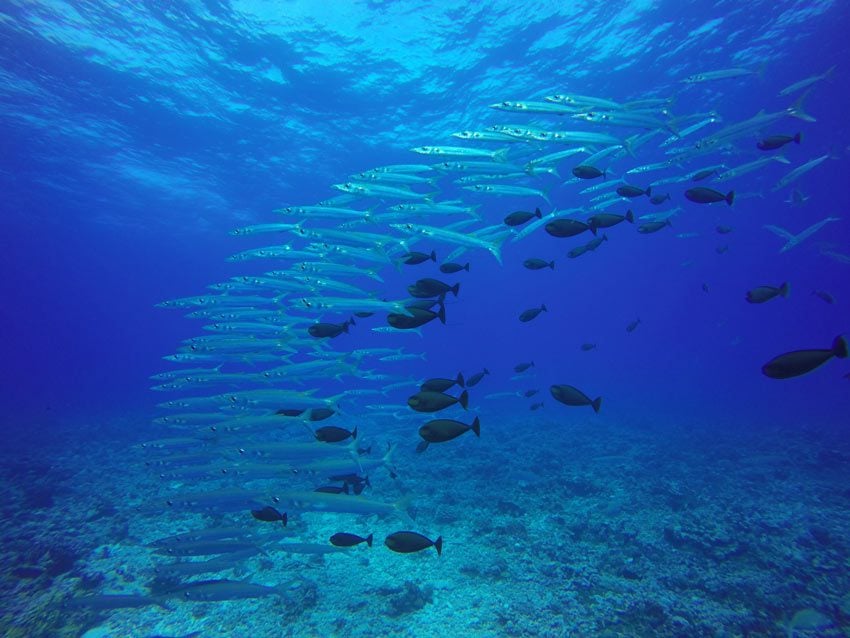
{"left": 2, "top": 1, "right": 850, "bottom": 637}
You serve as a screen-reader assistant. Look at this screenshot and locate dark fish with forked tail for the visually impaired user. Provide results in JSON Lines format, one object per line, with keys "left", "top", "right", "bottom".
{"left": 385, "top": 531, "right": 442, "bottom": 556}
{"left": 419, "top": 416, "right": 480, "bottom": 443}
{"left": 407, "top": 390, "right": 469, "bottom": 412}
{"left": 685, "top": 187, "right": 734, "bottom": 206}
{"left": 761, "top": 335, "right": 848, "bottom": 379}
{"left": 745, "top": 282, "right": 789, "bottom": 304}
{"left": 550, "top": 384, "right": 602, "bottom": 413}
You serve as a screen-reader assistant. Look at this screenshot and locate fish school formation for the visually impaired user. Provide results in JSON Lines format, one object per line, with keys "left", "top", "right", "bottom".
{"left": 70, "top": 65, "right": 846, "bottom": 610}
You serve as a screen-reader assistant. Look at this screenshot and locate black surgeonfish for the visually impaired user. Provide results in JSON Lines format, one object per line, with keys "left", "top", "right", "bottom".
{"left": 251, "top": 506, "right": 287, "bottom": 527}
{"left": 545, "top": 218, "right": 594, "bottom": 238}
{"left": 626, "top": 318, "right": 641, "bottom": 333}
{"left": 407, "top": 389, "right": 469, "bottom": 412}
{"left": 523, "top": 258, "right": 555, "bottom": 270}
{"left": 572, "top": 165, "right": 605, "bottom": 179}
{"left": 330, "top": 533, "right": 373, "bottom": 548}
{"left": 716, "top": 225, "right": 733, "bottom": 234}
{"left": 550, "top": 384, "right": 602, "bottom": 413}
{"left": 504, "top": 207, "right": 542, "bottom": 226}
{"left": 812, "top": 290, "right": 835, "bottom": 304}
{"left": 568, "top": 234, "right": 607, "bottom": 258}
{"left": 408, "top": 278, "right": 459, "bottom": 299}
{"left": 439, "top": 262, "right": 469, "bottom": 274}
{"left": 685, "top": 187, "right": 734, "bottom": 206}
{"left": 419, "top": 416, "right": 480, "bottom": 443}
{"left": 581, "top": 343, "right": 597, "bottom": 351}
{"left": 650, "top": 193, "right": 671, "bottom": 205}
{"left": 384, "top": 531, "right": 443, "bottom": 556}
{"left": 309, "top": 408, "right": 336, "bottom": 422}
{"left": 402, "top": 250, "right": 437, "bottom": 265}
{"left": 588, "top": 210, "right": 634, "bottom": 232}
{"left": 757, "top": 132, "right": 801, "bottom": 150}
{"left": 616, "top": 184, "right": 651, "bottom": 198}
{"left": 514, "top": 361, "right": 534, "bottom": 373}
{"left": 314, "top": 426, "right": 356, "bottom": 443}
{"left": 421, "top": 373, "right": 465, "bottom": 393}
{"left": 761, "top": 335, "right": 848, "bottom": 379}
{"left": 308, "top": 318, "right": 354, "bottom": 338}
{"left": 519, "top": 304, "right": 547, "bottom": 322}
{"left": 745, "top": 282, "right": 789, "bottom": 304}
{"left": 387, "top": 303, "right": 446, "bottom": 329}
{"left": 465, "top": 368, "right": 490, "bottom": 387}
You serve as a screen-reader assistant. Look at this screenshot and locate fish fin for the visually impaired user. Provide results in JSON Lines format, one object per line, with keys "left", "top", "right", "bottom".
{"left": 458, "top": 390, "right": 469, "bottom": 410}
{"left": 471, "top": 417, "right": 481, "bottom": 437}
{"left": 788, "top": 89, "right": 816, "bottom": 122}
{"left": 833, "top": 335, "right": 849, "bottom": 359}
{"left": 457, "top": 372, "right": 465, "bottom": 388}
{"left": 779, "top": 282, "right": 790, "bottom": 298}
{"left": 591, "top": 397, "right": 602, "bottom": 414}
{"left": 434, "top": 536, "right": 443, "bottom": 556}
{"left": 366, "top": 534, "right": 373, "bottom": 548}
{"left": 493, "top": 147, "right": 510, "bottom": 163}
{"left": 393, "top": 495, "right": 416, "bottom": 524}
{"left": 726, "top": 191, "right": 735, "bottom": 206}
{"left": 763, "top": 224, "right": 794, "bottom": 241}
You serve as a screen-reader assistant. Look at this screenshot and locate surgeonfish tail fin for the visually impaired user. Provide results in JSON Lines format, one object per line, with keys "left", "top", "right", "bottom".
{"left": 457, "top": 372, "right": 466, "bottom": 388}
{"left": 437, "top": 303, "right": 446, "bottom": 325}
{"left": 794, "top": 132, "right": 802, "bottom": 145}
{"left": 458, "top": 390, "right": 469, "bottom": 410}
{"left": 726, "top": 191, "right": 735, "bottom": 206}
{"left": 591, "top": 397, "right": 603, "bottom": 414}
{"left": 470, "top": 417, "right": 481, "bottom": 437}
{"left": 366, "top": 534, "right": 373, "bottom": 548}
{"left": 493, "top": 147, "right": 510, "bottom": 163}
{"left": 434, "top": 536, "right": 443, "bottom": 556}
{"left": 534, "top": 207, "right": 542, "bottom": 219}
{"left": 281, "top": 512, "right": 288, "bottom": 527}
{"left": 452, "top": 283, "right": 460, "bottom": 297}
{"left": 788, "top": 88, "right": 817, "bottom": 122}
{"left": 833, "top": 335, "right": 849, "bottom": 359}
{"left": 394, "top": 495, "right": 416, "bottom": 524}
{"left": 779, "top": 282, "right": 790, "bottom": 298}
{"left": 645, "top": 186, "right": 652, "bottom": 198}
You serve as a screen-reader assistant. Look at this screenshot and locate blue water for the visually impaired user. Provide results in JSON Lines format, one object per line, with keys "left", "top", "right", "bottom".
{"left": 2, "top": 1, "right": 850, "bottom": 637}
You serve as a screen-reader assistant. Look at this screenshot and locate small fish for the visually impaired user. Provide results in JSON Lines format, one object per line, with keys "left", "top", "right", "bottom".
{"left": 637, "top": 220, "right": 671, "bottom": 234}
{"left": 745, "top": 282, "right": 789, "bottom": 304}
{"left": 685, "top": 187, "right": 734, "bottom": 206}
{"left": 757, "top": 132, "right": 802, "bottom": 151}
{"left": 524, "top": 389, "right": 539, "bottom": 398}
{"left": 504, "top": 208, "right": 543, "bottom": 226}
{"left": 616, "top": 184, "right": 651, "bottom": 198}
{"left": 465, "top": 368, "right": 490, "bottom": 387}
{"left": 626, "top": 318, "right": 641, "bottom": 333}
{"left": 514, "top": 361, "right": 534, "bottom": 373}
{"left": 519, "top": 304, "right": 548, "bottom": 323}
{"left": 762, "top": 335, "right": 848, "bottom": 379}
{"left": 419, "top": 416, "right": 480, "bottom": 443}
{"left": 530, "top": 402, "right": 544, "bottom": 411}
{"left": 545, "top": 218, "right": 593, "bottom": 238}
{"left": 715, "top": 225, "right": 734, "bottom": 234}
{"left": 572, "top": 165, "right": 605, "bottom": 179}
{"left": 314, "top": 426, "right": 357, "bottom": 443}
{"left": 330, "top": 533, "right": 373, "bottom": 548}
{"left": 523, "top": 258, "right": 555, "bottom": 270}
{"left": 580, "top": 343, "right": 597, "bottom": 351}
{"left": 308, "top": 319, "right": 354, "bottom": 339}
{"left": 384, "top": 531, "right": 443, "bottom": 555}
{"left": 716, "top": 245, "right": 729, "bottom": 254}
{"left": 702, "top": 283, "right": 710, "bottom": 293}
{"left": 421, "top": 373, "right": 465, "bottom": 393}
{"left": 812, "top": 290, "right": 835, "bottom": 304}
{"left": 407, "top": 390, "right": 469, "bottom": 413}
{"left": 439, "top": 262, "right": 470, "bottom": 274}
{"left": 649, "top": 193, "right": 671, "bottom": 205}
{"left": 250, "top": 506, "right": 287, "bottom": 527}
{"left": 402, "top": 250, "right": 437, "bottom": 265}
{"left": 550, "top": 384, "right": 602, "bottom": 413}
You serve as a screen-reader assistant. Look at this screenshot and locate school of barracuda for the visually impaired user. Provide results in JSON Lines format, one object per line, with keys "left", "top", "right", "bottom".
{"left": 73, "top": 65, "right": 846, "bottom": 607}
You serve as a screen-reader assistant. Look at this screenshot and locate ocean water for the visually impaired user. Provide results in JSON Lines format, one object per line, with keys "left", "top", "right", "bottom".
{"left": 2, "top": 1, "right": 850, "bottom": 636}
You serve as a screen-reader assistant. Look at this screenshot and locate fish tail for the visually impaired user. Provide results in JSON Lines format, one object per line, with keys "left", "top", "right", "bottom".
{"left": 645, "top": 186, "right": 652, "bottom": 198}
{"left": 464, "top": 262, "right": 470, "bottom": 271}
{"left": 470, "top": 416, "right": 481, "bottom": 437}
{"left": 833, "top": 335, "right": 849, "bottom": 359}
{"left": 726, "top": 191, "right": 735, "bottom": 206}
{"left": 591, "top": 397, "right": 602, "bottom": 414}
{"left": 430, "top": 250, "right": 436, "bottom": 262}
{"left": 548, "top": 261, "right": 555, "bottom": 270}
{"left": 625, "top": 209, "right": 635, "bottom": 223}
{"left": 365, "top": 534, "right": 373, "bottom": 548}
{"left": 452, "top": 283, "right": 461, "bottom": 297}
{"left": 788, "top": 89, "right": 817, "bottom": 122}
{"left": 794, "top": 132, "right": 802, "bottom": 145}
{"left": 281, "top": 512, "right": 288, "bottom": 527}
{"left": 458, "top": 390, "right": 469, "bottom": 410}
{"left": 541, "top": 304, "right": 548, "bottom": 312}
{"left": 493, "top": 147, "right": 510, "bottom": 163}
{"left": 434, "top": 536, "right": 443, "bottom": 556}
{"left": 534, "top": 207, "right": 542, "bottom": 219}
{"left": 393, "top": 495, "right": 416, "bottom": 524}
{"left": 457, "top": 372, "right": 466, "bottom": 388}
{"left": 437, "top": 302, "right": 446, "bottom": 325}
{"left": 779, "top": 282, "right": 790, "bottom": 298}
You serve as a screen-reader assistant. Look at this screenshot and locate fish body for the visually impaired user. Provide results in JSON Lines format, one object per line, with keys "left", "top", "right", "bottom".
{"left": 685, "top": 187, "right": 734, "bottom": 205}
{"left": 757, "top": 133, "right": 802, "bottom": 150}
{"left": 504, "top": 208, "right": 543, "bottom": 226}
{"left": 572, "top": 165, "right": 605, "bottom": 179}
{"left": 251, "top": 506, "right": 288, "bottom": 526}
{"left": 637, "top": 220, "right": 671, "bottom": 234}
{"left": 402, "top": 251, "right": 437, "bottom": 265}
{"left": 465, "top": 369, "right": 490, "bottom": 386}
{"left": 514, "top": 361, "right": 534, "bottom": 373}
{"left": 523, "top": 258, "right": 554, "bottom": 270}
{"left": 588, "top": 210, "right": 634, "bottom": 231}
{"left": 746, "top": 283, "right": 789, "bottom": 304}
{"left": 545, "top": 218, "right": 593, "bottom": 238}
{"left": 330, "top": 533, "right": 373, "bottom": 548}
{"left": 762, "top": 335, "right": 848, "bottom": 379}
{"left": 408, "top": 390, "right": 469, "bottom": 413}
{"left": 419, "top": 417, "right": 480, "bottom": 443}
{"left": 550, "top": 384, "right": 602, "bottom": 413}
{"left": 384, "top": 531, "right": 443, "bottom": 555}
{"left": 421, "top": 373, "right": 465, "bottom": 393}
{"left": 519, "top": 304, "right": 548, "bottom": 322}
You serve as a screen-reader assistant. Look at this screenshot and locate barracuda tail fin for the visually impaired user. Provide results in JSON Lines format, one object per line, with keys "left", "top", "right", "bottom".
{"left": 493, "top": 147, "right": 510, "bottom": 163}
{"left": 393, "top": 494, "right": 415, "bottom": 524}
{"left": 788, "top": 89, "right": 816, "bottom": 122}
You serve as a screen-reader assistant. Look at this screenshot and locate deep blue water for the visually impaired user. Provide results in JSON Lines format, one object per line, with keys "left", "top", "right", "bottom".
{"left": 2, "top": 1, "right": 850, "bottom": 636}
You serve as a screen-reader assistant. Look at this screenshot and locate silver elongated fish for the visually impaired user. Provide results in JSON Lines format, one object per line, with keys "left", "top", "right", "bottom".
{"left": 772, "top": 153, "right": 837, "bottom": 191}
{"left": 411, "top": 145, "right": 508, "bottom": 160}
{"left": 779, "top": 65, "right": 836, "bottom": 96}
{"left": 274, "top": 490, "right": 413, "bottom": 522}
{"left": 462, "top": 183, "right": 550, "bottom": 203}
{"left": 332, "top": 182, "right": 434, "bottom": 200}
{"left": 764, "top": 217, "right": 841, "bottom": 252}
{"left": 389, "top": 222, "right": 507, "bottom": 264}
{"left": 682, "top": 67, "right": 760, "bottom": 83}
{"left": 714, "top": 156, "right": 789, "bottom": 181}
{"left": 230, "top": 223, "right": 301, "bottom": 236}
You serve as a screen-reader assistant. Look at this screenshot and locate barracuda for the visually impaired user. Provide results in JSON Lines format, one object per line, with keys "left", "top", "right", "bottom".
{"left": 389, "top": 222, "right": 508, "bottom": 264}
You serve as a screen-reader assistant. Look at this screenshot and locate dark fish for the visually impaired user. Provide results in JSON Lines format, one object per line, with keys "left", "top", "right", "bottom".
{"left": 587, "top": 210, "right": 633, "bottom": 232}
{"left": 649, "top": 193, "right": 671, "bottom": 205}
{"left": 408, "top": 278, "right": 459, "bottom": 299}
{"left": 572, "top": 165, "right": 605, "bottom": 179}
{"left": 514, "top": 361, "right": 534, "bottom": 373}
{"left": 524, "top": 389, "right": 539, "bottom": 398}
{"left": 277, "top": 408, "right": 306, "bottom": 417}
{"left": 757, "top": 132, "right": 802, "bottom": 151}
{"left": 745, "top": 282, "right": 789, "bottom": 304}
{"left": 407, "top": 389, "right": 469, "bottom": 413}
{"left": 308, "top": 319, "right": 354, "bottom": 339}
{"left": 545, "top": 218, "right": 593, "bottom": 238}
{"left": 580, "top": 343, "right": 597, "bottom": 351}
{"left": 402, "top": 250, "right": 437, "bottom": 265}
{"left": 439, "top": 262, "right": 470, "bottom": 274}
{"left": 465, "top": 368, "right": 490, "bottom": 387}
{"left": 354, "top": 311, "right": 374, "bottom": 318}
{"left": 812, "top": 290, "right": 835, "bottom": 304}
{"left": 616, "top": 184, "right": 651, "bottom": 198}
{"left": 315, "top": 484, "right": 349, "bottom": 494}
{"left": 568, "top": 245, "right": 589, "bottom": 258}
{"left": 702, "top": 283, "right": 710, "bottom": 293}
{"left": 388, "top": 303, "right": 446, "bottom": 329}
{"left": 637, "top": 220, "right": 671, "bottom": 234}
{"left": 421, "top": 372, "right": 465, "bottom": 393}
{"left": 530, "top": 402, "right": 544, "bottom": 411}
{"left": 415, "top": 440, "right": 430, "bottom": 453}
{"left": 330, "top": 532, "right": 373, "bottom": 548}
{"left": 315, "top": 425, "right": 357, "bottom": 443}
{"left": 519, "top": 304, "right": 547, "bottom": 322}
{"left": 762, "top": 335, "right": 848, "bottom": 379}
{"left": 692, "top": 168, "right": 718, "bottom": 181}
{"left": 715, "top": 225, "right": 734, "bottom": 234}
{"left": 523, "top": 258, "right": 555, "bottom": 270}
{"left": 309, "top": 407, "right": 336, "bottom": 422}
{"left": 251, "top": 506, "right": 287, "bottom": 526}
{"left": 504, "top": 207, "right": 542, "bottom": 226}
{"left": 568, "top": 234, "right": 607, "bottom": 258}
{"left": 685, "top": 187, "right": 734, "bottom": 206}
{"left": 626, "top": 318, "right": 641, "bottom": 333}
{"left": 550, "top": 384, "right": 602, "bottom": 413}
{"left": 715, "top": 244, "right": 729, "bottom": 254}
{"left": 384, "top": 531, "right": 443, "bottom": 556}
{"left": 419, "top": 416, "right": 480, "bottom": 443}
